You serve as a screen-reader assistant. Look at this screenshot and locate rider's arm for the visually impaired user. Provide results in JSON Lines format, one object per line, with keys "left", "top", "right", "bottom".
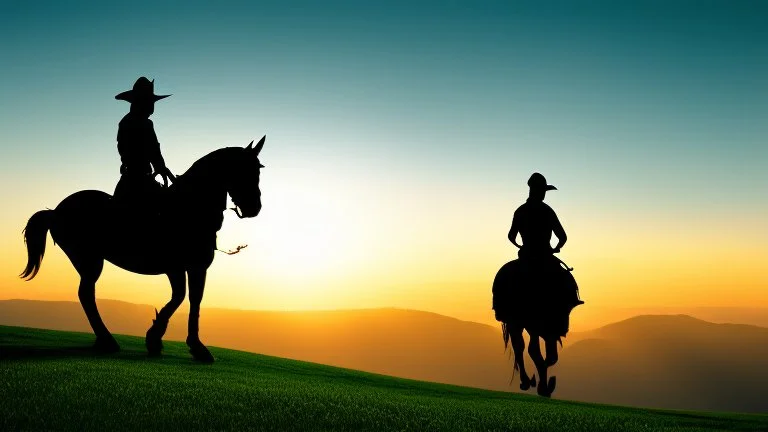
{"left": 552, "top": 212, "right": 567, "bottom": 252}
{"left": 147, "top": 121, "right": 174, "bottom": 182}
{"left": 508, "top": 213, "right": 522, "bottom": 248}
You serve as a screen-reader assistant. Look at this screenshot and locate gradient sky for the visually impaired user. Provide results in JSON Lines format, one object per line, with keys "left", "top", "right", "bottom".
{"left": 0, "top": 1, "right": 766, "bottom": 328}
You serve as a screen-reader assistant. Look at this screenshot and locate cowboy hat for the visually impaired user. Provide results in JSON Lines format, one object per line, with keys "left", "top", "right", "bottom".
{"left": 115, "top": 77, "right": 171, "bottom": 103}
{"left": 528, "top": 172, "right": 557, "bottom": 191}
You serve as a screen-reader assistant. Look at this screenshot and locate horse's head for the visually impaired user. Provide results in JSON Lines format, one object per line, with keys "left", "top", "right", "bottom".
{"left": 228, "top": 135, "right": 266, "bottom": 219}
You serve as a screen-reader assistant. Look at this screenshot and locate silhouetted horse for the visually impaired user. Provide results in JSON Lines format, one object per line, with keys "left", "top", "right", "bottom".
{"left": 20, "top": 137, "right": 266, "bottom": 362}
{"left": 492, "top": 251, "right": 583, "bottom": 397}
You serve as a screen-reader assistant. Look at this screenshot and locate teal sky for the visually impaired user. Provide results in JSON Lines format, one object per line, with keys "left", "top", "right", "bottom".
{"left": 1, "top": 1, "right": 764, "bottom": 201}
{"left": 0, "top": 1, "right": 766, "bottom": 320}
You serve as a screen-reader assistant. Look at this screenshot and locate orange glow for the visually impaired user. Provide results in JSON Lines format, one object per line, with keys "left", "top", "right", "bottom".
{"left": 2, "top": 181, "right": 767, "bottom": 334}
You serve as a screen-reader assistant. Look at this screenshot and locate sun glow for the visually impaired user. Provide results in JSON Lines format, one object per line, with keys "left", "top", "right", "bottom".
{"left": 215, "top": 167, "right": 374, "bottom": 291}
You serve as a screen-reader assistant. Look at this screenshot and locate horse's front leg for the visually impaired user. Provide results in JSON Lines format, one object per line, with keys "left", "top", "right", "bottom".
{"left": 186, "top": 268, "right": 214, "bottom": 362}
{"left": 146, "top": 271, "right": 186, "bottom": 355}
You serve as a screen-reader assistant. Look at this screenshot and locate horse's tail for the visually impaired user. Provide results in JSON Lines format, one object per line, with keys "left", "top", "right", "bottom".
{"left": 501, "top": 322, "right": 511, "bottom": 350}
{"left": 501, "top": 322, "right": 518, "bottom": 380}
{"left": 20, "top": 210, "right": 55, "bottom": 280}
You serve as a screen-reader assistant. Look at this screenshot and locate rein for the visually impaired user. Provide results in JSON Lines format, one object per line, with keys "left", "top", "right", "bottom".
{"left": 216, "top": 244, "right": 248, "bottom": 255}
{"left": 555, "top": 256, "right": 574, "bottom": 272}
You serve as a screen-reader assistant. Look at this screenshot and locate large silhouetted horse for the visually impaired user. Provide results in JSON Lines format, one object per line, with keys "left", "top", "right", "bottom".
{"left": 20, "top": 136, "right": 266, "bottom": 362}
{"left": 493, "top": 253, "right": 583, "bottom": 397}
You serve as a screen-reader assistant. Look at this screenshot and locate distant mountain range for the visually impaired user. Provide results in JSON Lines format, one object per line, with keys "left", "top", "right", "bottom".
{"left": 571, "top": 306, "right": 768, "bottom": 331}
{"left": 1, "top": 298, "right": 766, "bottom": 413}
{"left": 557, "top": 314, "right": 768, "bottom": 413}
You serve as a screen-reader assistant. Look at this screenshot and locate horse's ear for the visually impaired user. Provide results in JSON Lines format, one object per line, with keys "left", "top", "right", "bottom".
{"left": 254, "top": 135, "right": 266, "bottom": 155}
{"left": 245, "top": 140, "right": 254, "bottom": 150}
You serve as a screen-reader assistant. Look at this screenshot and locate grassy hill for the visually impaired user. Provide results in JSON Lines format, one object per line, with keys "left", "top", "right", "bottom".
{"left": 1, "top": 326, "right": 767, "bottom": 431}
{"left": 0, "top": 299, "right": 513, "bottom": 391}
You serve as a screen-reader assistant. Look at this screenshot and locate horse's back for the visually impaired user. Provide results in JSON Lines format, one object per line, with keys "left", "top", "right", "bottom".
{"left": 52, "top": 189, "right": 111, "bottom": 230}
{"left": 56, "top": 190, "right": 112, "bottom": 211}
{"left": 50, "top": 189, "right": 170, "bottom": 274}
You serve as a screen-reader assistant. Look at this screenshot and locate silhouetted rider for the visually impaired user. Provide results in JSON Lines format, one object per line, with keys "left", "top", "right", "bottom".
{"left": 113, "top": 77, "right": 175, "bottom": 211}
{"left": 508, "top": 173, "right": 567, "bottom": 260}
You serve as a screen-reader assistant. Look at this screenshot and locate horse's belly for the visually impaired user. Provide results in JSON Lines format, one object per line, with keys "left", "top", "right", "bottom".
{"left": 103, "top": 228, "right": 177, "bottom": 275}
{"left": 105, "top": 248, "right": 170, "bottom": 275}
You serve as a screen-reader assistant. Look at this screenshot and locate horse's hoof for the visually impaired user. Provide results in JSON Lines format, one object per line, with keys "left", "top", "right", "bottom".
{"left": 520, "top": 380, "right": 531, "bottom": 391}
{"left": 537, "top": 381, "right": 551, "bottom": 398}
{"left": 94, "top": 336, "right": 120, "bottom": 353}
{"left": 530, "top": 374, "right": 537, "bottom": 388}
{"left": 537, "top": 376, "right": 557, "bottom": 398}
{"left": 188, "top": 342, "right": 215, "bottom": 363}
{"left": 146, "top": 338, "right": 163, "bottom": 356}
{"left": 146, "top": 328, "right": 164, "bottom": 356}
{"left": 536, "top": 386, "right": 551, "bottom": 398}
{"left": 547, "top": 376, "right": 557, "bottom": 395}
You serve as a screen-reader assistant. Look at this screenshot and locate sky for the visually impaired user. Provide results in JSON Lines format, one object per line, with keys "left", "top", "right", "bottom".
{"left": 0, "top": 1, "right": 766, "bottom": 328}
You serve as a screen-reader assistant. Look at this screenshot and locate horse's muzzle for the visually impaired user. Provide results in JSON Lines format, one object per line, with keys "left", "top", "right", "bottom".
{"left": 232, "top": 202, "right": 261, "bottom": 218}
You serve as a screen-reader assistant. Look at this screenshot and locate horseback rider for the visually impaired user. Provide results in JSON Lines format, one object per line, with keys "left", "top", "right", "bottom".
{"left": 113, "top": 77, "right": 175, "bottom": 212}
{"left": 503, "top": 172, "right": 582, "bottom": 312}
{"left": 508, "top": 172, "right": 566, "bottom": 260}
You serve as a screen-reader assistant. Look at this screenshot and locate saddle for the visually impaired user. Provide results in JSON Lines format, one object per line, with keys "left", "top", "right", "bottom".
{"left": 110, "top": 173, "right": 173, "bottom": 237}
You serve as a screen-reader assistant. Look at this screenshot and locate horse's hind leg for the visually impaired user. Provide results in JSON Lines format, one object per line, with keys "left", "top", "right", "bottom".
{"left": 146, "top": 271, "right": 186, "bottom": 355}
{"left": 528, "top": 333, "right": 555, "bottom": 397}
{"left": 509, "top": 327, "right": 533, "bottom": 391}
{"left": 73, "top": 257, "right": 118, "bottom": 352}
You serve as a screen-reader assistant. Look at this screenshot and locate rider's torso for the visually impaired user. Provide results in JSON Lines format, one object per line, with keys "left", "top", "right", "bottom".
{"left": 515, "top": 201, "right": 557, "bottom": 255}
{"left": 117, "top": 113, "right": 159, "bottom": 175}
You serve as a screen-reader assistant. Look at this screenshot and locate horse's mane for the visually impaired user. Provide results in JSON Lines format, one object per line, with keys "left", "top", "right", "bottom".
{"left": 171, "top": 147, "right": 244, "bottom": 190}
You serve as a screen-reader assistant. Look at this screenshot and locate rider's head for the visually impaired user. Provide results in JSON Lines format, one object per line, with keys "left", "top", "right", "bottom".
{"left": 527, "top": 172, "right": 557, "bottom": 201}
{"left": 130, "top": 100, "right": 155, "bottom": 117}
{"left": 115, "top": 77, "right": 170, "bottom": 117}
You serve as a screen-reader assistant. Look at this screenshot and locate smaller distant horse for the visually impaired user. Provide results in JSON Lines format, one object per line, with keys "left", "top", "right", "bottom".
{"left": 20, "top": 137, "right": 266, "bottom": 362}
{"left": 492, "top": 253, "right": 583, "bottom": 397}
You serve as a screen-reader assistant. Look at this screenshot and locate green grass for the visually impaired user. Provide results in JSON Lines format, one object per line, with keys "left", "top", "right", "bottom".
{"left": 1, "top": 326, "right": 766, "bottom": 431}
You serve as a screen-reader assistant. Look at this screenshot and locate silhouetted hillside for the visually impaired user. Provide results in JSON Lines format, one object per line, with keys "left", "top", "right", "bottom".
{"left": 556, "top": 315, "right": 768, "bottom": 413}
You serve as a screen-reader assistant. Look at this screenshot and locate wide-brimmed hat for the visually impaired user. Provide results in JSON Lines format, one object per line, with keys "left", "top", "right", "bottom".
{"left": 115, "top": 77, "right": 171, "bottom": 103}
{"left": 528, "top": 172, "right": 557, "bottom": 191}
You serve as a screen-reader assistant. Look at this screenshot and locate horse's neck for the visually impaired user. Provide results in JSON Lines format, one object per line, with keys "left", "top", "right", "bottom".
{"left": 169, "top": 157, "right": 229, "bottom": 230}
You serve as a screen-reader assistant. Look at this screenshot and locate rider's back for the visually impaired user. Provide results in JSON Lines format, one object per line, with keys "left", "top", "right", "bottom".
{"left": 514, "top": 200, "right": 557, "bottom": 256}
